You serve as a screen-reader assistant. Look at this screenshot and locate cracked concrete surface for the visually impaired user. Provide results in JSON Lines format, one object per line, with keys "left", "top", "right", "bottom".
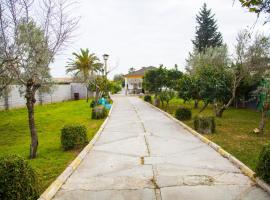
{"left": 53, "top": 96, "right": 270, "bottom": 200}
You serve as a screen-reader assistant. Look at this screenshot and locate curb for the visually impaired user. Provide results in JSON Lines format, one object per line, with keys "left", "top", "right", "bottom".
{"left": 144, "top": 100, "right": 270, "bottom": 195}
{"left": 38, "top": 103, "right": 114, "bottom": 200}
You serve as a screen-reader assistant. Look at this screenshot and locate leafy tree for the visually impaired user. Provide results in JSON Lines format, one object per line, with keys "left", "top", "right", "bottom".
{"left": 192, "top": 3, "right": 223, "bottom": 53}
{"left": 143, "top": 66, "right": 167, "bottom": 106}
{"left": 88, "top": 76, "right": 110, "bottom": 102}
{"left": 113, "top": 74, "right": 125, "bottom": 87}
{"left": 110, "top": 81, "right": 122, "bottom": 94}
{"left": 177, "top": 74, "right": 201, "bottom": 109}
{"left": 128, "top": 67, "right": 136, "bottom": 73}
{"left": 66, "top": 49, "right": 102, "bottom": 102}
{"left": 239, "top": 0, "right": 270, "bottom": 23}
{"left": 186, "top": 45, "right": 229, "bottom": 74}
{"left": 255, "top": 78, "right": 270, "bottom": 133}
{"left": 196, "top": 64, "right": 232, "bottom": 117}
{"left": 0, "top": 0, "right": 78, "bottom": 159}
{"left": 187, "top": 46, "right": 233, "bottom": 117}
{"left": 159, "top": 90, "right": 175, "bottom": 110}
{"left": 165, "top": 65, "right": 183, "bottom": 90}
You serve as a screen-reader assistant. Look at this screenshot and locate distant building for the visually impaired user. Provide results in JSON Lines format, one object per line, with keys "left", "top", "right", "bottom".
{"left": 124, "top": 66, "right": 155, "bottom": 95}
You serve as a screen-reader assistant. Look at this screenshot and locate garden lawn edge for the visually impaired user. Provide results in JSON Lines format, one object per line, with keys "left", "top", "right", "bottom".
{"left": 38, "top": 103, "right": 114, "bottom": 200}
{"left": 143, "top": 99, "right": 270, "bottom": 195}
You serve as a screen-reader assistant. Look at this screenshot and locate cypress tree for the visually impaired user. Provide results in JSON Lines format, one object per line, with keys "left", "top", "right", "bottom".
{"left": 192, "top": 3, "right": 223, "bottom": 53}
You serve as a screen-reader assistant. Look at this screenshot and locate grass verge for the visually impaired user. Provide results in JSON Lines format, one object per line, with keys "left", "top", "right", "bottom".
{"left": 158, "top": 98, "right": 270, "bottom": 171}
{"left": 0, "top": 100, "right": 104, "bottom": 192}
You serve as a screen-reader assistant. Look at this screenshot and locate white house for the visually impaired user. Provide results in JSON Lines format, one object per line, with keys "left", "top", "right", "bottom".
{"left": 124, "top": 66, "right": 155, "bottom": 95}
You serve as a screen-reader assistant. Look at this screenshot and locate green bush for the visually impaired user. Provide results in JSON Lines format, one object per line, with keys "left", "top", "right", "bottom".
{"left": 256, "top": 144, "right": 270, "bottom": 183}
{"left": 0, "top": 155, "right": 39, "bottom": 200}
{"left": 144, "top": 95, "right": 152, "bottom": 103}
{"left": 175, "top": 107, "right": 192, "bottom": 121}
{"left": 61, "top": 125, "right": 88, "bottom": 150}
{"left": 90, "top": 100, "right": 96, "bottom": 108}
{"left": 92, "top": 105, "right": 108, "bottom": 119}
{"left": 110, "top": 81, "right": 122, "bottom": 94}
{"left": 194, "top": 116, "right": 215, "bottom": 134}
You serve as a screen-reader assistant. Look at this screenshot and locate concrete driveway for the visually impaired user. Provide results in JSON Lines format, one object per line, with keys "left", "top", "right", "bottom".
{"left": 53, "top": 95, "right": 270, "bottom": 200}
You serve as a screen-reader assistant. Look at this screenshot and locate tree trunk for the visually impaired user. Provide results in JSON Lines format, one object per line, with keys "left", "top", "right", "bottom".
{"left": 259, "top": 109, "right": 267, "bottom": 134}
{"left": 215, "top": 108, "right": 225, "bottom": 118}
{"left": 199, "top": 102, "right": 209, "bottom": 113}
{"left": 213, "top": 102, "right": 226, "bottom": 118}
{"left": 4, "top": 87, "right": 9, "bottom": 110}
{"left": 95, "top": 88, "right": 100, "bottom": 103}
{"left": 25, "top": 80, "right": 40, "bottom": 159}
{"left": 86, "top": 89, "right": 89, "bottom": 102}
{"left": 153, "top": 95, "right": 160, "bottom": 107}
{"left": 194, "top": 99, "right": 199, "bottom": 109}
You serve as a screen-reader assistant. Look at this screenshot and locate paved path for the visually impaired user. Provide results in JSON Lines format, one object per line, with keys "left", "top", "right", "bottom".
{"left": 54, "top": 96, "right": 270, "bottom": 200}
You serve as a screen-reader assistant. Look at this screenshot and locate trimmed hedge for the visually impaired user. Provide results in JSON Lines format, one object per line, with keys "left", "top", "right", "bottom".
{"left": 0, "top": 155, "right": 39, "bottom": 200}
{"left": 61, "top": 125, "right": 88, "bottom": 150}
{"left": 92, "top": 105, "right": 108, "bottom": 119}
{"left": 144, "top": 95, "right": 152, "bottom": 103}
{"left": 256, "top": 144, "right": 270, "bottom": 183}
{"left": 194, "top": 116, "right": 215, "bottom": 134}
{"left": 175, "top": 107, "right": 192, "bottom": 121}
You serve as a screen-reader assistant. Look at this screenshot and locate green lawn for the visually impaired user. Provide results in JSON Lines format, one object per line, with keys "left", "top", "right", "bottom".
{"left": 0, "top": 100, "right": 104, "bottom": 193}
{"left": 159, "top": 98, "right": 270, "bottom": 171}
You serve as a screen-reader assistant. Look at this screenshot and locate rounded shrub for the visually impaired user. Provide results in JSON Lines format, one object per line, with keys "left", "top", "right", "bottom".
{"left": 61, "top": 125, "right": 88, "bottom": 151}
{"left": 175, "top": 107, "right": 192, "bottom": 121}
{"left": 256, "top": 144, "right": 270, "bottom": 183}
{"left": 92, "top": 105, "right": 108, "bottom": 119}
{"left": 194, "top": 115, "right": 215, "bottom": 134}
{"left": 144, "top": 95, "right": 152, "bottom": 103}
{"left": 0, "top": 155, "right": 39, "bottom": 200}
{"left": 90, "top": 100, "right": 97, "bottom": 108}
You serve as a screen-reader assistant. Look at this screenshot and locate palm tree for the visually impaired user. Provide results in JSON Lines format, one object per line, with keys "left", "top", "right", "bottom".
{"left": 66, "top": 48, "right": 102, "bottom": 102}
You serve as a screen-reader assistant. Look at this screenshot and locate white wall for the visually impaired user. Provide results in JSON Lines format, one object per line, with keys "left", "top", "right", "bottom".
{"left": 0, "top": 83, "right": 87, "bottom": 110}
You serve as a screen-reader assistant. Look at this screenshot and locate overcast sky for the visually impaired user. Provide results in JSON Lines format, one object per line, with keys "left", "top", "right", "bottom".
{"left": 50, "top": 0, "right": 270, "bottom": 79}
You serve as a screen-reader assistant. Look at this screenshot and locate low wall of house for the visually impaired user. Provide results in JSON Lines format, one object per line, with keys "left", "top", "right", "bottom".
{"left": 0, "top": 83, "right": 87, "bottom": 110}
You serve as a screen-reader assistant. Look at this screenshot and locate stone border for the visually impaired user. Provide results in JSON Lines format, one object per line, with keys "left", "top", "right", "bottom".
{"left": 38, "top": 104, "right": 114, "bottom": 200}
{"left": 144, "top": 100, "right": 270, "bottom": 195}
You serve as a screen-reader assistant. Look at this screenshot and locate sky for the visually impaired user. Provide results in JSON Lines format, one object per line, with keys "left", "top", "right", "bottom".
{"left": 50, "top": 0, "right": 270, "bottom": 79}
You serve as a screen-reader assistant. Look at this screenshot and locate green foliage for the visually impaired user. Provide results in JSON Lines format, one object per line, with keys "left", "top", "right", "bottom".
{"left": 186, "top": 45, "right": 229, "bottom": 74}
{"left": 61, "top": 125, "right": 88, "bottom": 151}
{"left": 192, "top": 3, "right": 223, "bottom": 53}
{"left": 144, "top": 95, "right": 152, "bottom": 103}
{"left": 143, "top": 65, "right": 183, "bottom": 95}
{"left": 113, "top": 74, "right": 125, "bottom": 87}
{"left": 90, "top": 100, "right": 96, "bottom": 108}
{"left": 88, "top": 76, "right": 110, "bottom": 94}
{"left": 143, "top": 66, "right": 167, "bottom": 95}
{"left": 196, "top": 64, "right": 232, "bottom": 104}
{"left": 92, "top": 105, "right": 108, "bottom": 119}
{"left": 165, "top": 65, "right": 183, "bottom": 90}
{"left": 0, "top": 155, "right": 39, "bottom": 200}
{"left": 175, "top": 107, "right": 192, "bottom": 121}
{"left": 110, "top": 81, "right": 122, "bottom": 94}
{"left": 177, "top": 74, "right": 200, "bottom": 103}
{"left": 239, "top": 0, "right": 270, "bottom": 16}
{"left": 66, "top": 49, "right": 102, "bottom": 82}
{"left": 194, "top": 116, "right": 216, "bottom": 134}
{"left": 256, "top": 143, "right": 270, "bottom": 183}
{"left": 159, "top": 90, "right": 175, "bottom": 108}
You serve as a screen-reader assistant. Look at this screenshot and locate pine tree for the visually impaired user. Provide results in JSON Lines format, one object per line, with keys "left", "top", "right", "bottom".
{"left": 192, "top": 3, "right": 223, "bottom": 53}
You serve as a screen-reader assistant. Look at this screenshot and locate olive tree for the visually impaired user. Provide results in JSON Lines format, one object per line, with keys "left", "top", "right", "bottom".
{"left": 0, "top": 0, "right": 78, "bottom": 159}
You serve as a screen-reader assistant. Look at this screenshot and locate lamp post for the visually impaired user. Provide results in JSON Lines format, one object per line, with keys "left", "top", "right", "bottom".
{"left": 103, "top": 54, "right": 109, "bottom": 97}
{"left": 103, "top": 54, "right": 109, "bottom": 77}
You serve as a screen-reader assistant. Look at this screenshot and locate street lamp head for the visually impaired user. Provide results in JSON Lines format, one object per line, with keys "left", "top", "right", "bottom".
{"left": 103, "top": 54, "right": 109, "bottom": 61}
